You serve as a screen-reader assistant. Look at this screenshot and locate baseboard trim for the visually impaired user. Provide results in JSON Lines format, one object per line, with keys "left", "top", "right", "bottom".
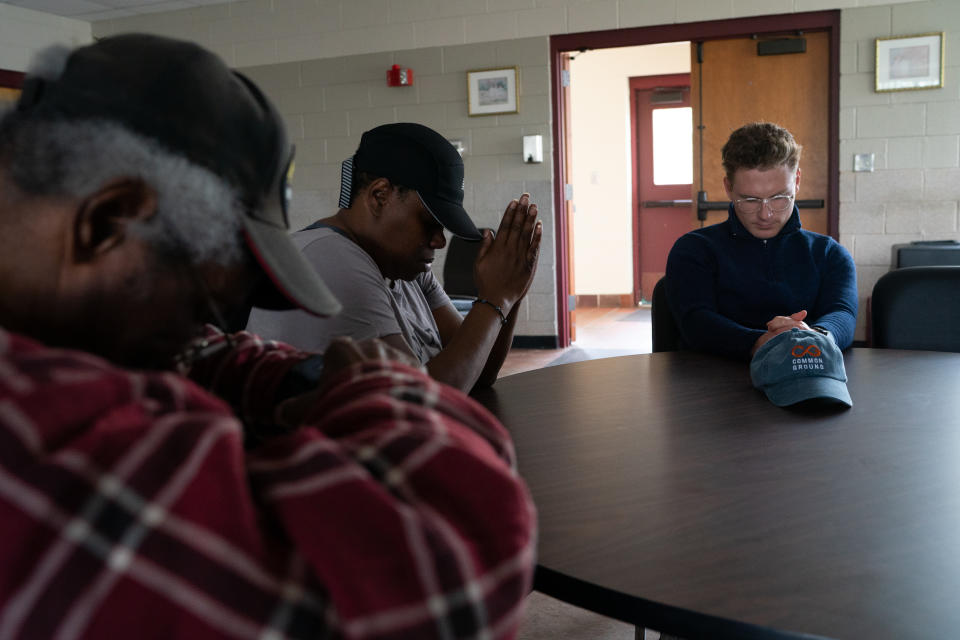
{"left": 512, "top": 335, "right": 560, "bottom": 349}
{"left": 574, "top": 294, "right": 634, "bottom": 309}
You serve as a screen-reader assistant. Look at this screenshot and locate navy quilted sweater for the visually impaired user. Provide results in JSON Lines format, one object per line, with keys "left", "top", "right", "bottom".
{"left": 665, "top": 205, "right": 857, "bottom": 360}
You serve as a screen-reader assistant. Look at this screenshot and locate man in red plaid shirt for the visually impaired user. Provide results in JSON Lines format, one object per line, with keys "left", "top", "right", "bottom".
{"left": 0, "top": 34, "right": 535, "bottom": 639}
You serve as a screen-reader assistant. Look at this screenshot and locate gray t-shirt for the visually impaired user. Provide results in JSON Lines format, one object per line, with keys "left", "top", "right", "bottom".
{"left": 246, "top": 225, "right": 451, "bottom": 364}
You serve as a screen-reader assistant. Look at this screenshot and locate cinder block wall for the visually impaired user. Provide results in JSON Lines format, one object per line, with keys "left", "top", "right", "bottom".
{"left": 233, "top": 38, "right": 559, "bottom": 337}
{"left": 839, "top": 0, "right": 960, "bottom": 340}
{"left": 91, "top": 0, "right": 954, "bottom": 343}
{"left": 0, "top": 4, "right": 90, "bottom": 72}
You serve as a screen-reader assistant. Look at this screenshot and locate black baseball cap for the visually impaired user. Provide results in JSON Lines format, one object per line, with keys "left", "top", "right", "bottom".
{"left": 352, "top": 123, "right": 482, "bottom": 240}
{"left": 15, "top": 34, "right": 340, "bottom": 317}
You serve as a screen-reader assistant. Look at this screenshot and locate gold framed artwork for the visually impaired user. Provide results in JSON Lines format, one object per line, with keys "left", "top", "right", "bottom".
{"left": 875, "top": 32, "right": 944, "bottom": 92}
{"left": 467, "top": 67, "right": 518, "bottom": 116}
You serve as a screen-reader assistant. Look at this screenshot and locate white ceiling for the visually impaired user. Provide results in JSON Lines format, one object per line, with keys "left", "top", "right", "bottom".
{"left": 1, "top": 0, "right": 232, "bottom": 21}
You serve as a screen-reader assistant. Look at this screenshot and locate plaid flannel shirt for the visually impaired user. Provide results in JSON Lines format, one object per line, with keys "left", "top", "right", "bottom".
{"left": 0, "top": 327, "right": 536, "bottom": 639}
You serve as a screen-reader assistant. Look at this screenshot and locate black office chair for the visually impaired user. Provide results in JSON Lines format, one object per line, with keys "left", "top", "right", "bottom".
{"left": 870, "top": 266, "right": 960, "bottom": 352}
{"left": 652, "top": 277, "right": 682, "bottom": 353}
{"left": 442, "top": 230, "right": 489, "bottom": 315}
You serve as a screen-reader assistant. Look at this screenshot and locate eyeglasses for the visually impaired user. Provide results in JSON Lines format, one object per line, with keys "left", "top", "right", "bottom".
{"left": 733, "top": 194, "right": 795, "bottom": 215}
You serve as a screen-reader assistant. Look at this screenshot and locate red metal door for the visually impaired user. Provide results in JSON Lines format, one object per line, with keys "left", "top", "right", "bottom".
{"left": 630, "top": 74, "right": 692, "bottom": 303}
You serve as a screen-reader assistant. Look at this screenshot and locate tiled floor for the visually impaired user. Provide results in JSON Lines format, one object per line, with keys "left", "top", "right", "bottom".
{"left": 500, "top": 306, "right": 652, "bottom": 377}
{"left": 517, "top": 592, "right": 635, "bottom": 640}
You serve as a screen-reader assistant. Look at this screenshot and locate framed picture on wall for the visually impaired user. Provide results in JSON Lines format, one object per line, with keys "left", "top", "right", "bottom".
{"left": 467, "top": 67, "right": 519, "bottom": 116}
{"left": 875, "top": 32, "right": 944, "bottom": 92}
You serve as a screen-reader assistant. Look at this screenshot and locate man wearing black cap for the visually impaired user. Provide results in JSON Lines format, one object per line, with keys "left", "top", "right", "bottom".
{"left": 247, "top": 122, "right": 543, "bottom": 392}
{"left": 0, "top": 36, "right": 534, "bottom": 639}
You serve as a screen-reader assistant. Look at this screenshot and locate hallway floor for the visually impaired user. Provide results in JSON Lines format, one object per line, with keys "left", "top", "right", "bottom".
{"left": 500, "top": 306, "right": 652, "bottom": 378}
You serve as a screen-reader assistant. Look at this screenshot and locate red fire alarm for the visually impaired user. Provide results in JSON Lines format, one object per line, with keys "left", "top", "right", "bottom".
{"left": 386, "top": 64, "right": 414, "bottom": 87}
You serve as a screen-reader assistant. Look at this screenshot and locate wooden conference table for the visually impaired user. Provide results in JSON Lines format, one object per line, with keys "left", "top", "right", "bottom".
{"left": 472, "top": 348, "right": 960, "bottom": 640}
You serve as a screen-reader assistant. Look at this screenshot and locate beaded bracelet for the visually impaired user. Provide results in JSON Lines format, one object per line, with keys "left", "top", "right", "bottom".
{"left": 473, "top": 298, "right": 507, "bottom": 325}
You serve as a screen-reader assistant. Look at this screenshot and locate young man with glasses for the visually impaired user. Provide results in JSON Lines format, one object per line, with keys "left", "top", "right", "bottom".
{"left": 664, "top": 121, "right": 857, "bottom": 359}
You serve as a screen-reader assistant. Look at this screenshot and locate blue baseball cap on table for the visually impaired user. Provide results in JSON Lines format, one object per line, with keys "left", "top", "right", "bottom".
{"left": 750, "top": 328, "right": 852, "bottom": 408}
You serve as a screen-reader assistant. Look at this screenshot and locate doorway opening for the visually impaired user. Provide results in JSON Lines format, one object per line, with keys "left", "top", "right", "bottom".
{"left": 564, "top": 43, "right": 691, "bottom": 355}
{"left": 550, "top": 11, "right": 841, "bottom": 349}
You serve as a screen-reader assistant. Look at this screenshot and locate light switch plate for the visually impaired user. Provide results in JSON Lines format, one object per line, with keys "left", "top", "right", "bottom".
{"left": 523, "top": 135, "right": 543, "bottom": 164}
{"left": 854, "top": 153, "right": 875, "bottom": 172}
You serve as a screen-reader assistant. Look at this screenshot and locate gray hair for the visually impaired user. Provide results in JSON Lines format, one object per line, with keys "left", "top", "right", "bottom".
{"left": 0, "top": 46, "right": 245, "bottom": 266}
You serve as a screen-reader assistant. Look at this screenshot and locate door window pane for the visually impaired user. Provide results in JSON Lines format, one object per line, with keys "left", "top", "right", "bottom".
{"left": 652, "top": 107, "right": 692, "bottom": 185}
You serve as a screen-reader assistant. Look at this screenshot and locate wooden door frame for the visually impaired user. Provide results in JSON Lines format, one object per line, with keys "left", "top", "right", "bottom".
{"left": 629, "top": 73, "right": 691, "bottom": 306}
{"left": 550, "top": 10, "right": 840, "bottom": 347}
{"left": 0, "top": 69, "right": 24, "bottom": 89}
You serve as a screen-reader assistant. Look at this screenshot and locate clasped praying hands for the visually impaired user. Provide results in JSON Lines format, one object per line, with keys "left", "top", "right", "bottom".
{"left": 473, "top": 193, "right": 543, "bottom": 317}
